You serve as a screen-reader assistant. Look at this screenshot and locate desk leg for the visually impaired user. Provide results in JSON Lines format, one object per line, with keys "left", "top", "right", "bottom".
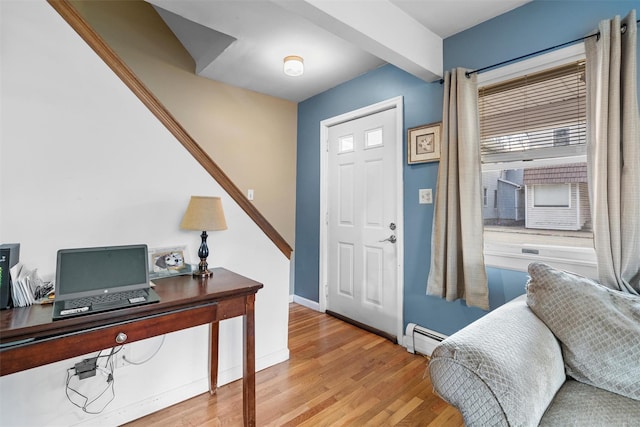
{"left": 243, "top": 294, "right": 257, "bottom": 427}
{"left": 209, "top": 321, "right": 219, "bottom": 395}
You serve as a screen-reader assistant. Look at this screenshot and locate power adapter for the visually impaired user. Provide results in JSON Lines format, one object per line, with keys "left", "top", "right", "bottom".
{"left": 75, "top": 357, "right": 97, "bottom": 380}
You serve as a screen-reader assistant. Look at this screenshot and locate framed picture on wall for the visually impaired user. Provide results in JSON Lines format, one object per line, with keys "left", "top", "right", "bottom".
{"left": 407, "top": 122, "right": 441, "bottom": 164}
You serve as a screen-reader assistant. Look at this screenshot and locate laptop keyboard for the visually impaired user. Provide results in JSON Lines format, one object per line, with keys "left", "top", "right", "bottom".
{"left": 64, "top": 289, "right": 148, "bottom": 309}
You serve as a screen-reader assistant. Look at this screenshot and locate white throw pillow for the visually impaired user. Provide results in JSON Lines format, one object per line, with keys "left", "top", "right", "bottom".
{"left": 526, "top": 262, "right": 640, "bottom": 401}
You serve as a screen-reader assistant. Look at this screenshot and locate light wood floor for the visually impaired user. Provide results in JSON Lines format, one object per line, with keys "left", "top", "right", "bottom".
{"left": 125, "top": 303, "right": 463, "bottom": 426}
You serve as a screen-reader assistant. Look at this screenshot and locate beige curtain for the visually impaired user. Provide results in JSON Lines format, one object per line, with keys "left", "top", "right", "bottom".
{"left": 585, "top": 10, "right": 640, "bottom": 294}
{"left": 427, "top": 68, "right": 489, "bottom": 310}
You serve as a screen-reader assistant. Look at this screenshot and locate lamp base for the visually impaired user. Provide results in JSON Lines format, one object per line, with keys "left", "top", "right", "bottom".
{"left": 193, "top": 270, "right": 213, "bottom": 278}
{"left": 193, "top": 257, "right": 213, "bottom": 278}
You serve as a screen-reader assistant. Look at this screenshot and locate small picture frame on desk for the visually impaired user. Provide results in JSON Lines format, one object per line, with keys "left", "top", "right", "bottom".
{"left": 407, "top": 122, "right": 441, "bottom": 164}
{"left": 149, "top": 246, "right": 193, "bottom": 279}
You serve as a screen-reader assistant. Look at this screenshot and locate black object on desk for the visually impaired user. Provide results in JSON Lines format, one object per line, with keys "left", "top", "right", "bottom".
{"left": 0, "top": 243, "right": 20, "bottom": 310}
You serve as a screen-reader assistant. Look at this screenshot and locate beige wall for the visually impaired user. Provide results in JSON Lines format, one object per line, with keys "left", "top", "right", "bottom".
{"left": 72, "top": 0, "right": 297, "bottom": 247}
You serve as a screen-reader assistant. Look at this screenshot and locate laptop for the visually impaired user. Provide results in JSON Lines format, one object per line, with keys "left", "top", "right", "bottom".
{"left": 52, "top": 244, "right": 160, "bottom": 320}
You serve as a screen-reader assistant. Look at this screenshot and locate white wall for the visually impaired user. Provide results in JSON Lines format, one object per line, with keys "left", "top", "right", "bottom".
{"left": 0, "top": 1, "right": 290, "bottom": 425}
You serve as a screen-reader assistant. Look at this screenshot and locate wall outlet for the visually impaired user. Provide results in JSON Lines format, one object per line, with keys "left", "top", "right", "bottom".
{"left": 247, "top": 189, "right": 254, "bottom": 201}
{"left": 419, "top": 188, "right": 433, "bottom": 204}
{"left": 114, "top": 345, "right": 130, "bottom": 369}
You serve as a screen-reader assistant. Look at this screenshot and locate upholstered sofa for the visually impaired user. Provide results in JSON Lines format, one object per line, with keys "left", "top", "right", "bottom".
{"left": 429, "top": 262, "right": 640, "bottom": 426}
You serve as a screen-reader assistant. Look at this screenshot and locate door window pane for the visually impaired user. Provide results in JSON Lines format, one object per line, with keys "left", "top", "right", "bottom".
{"left": 338, "top": 135, "right": 354, "bottom": 153}
{"left": 365, "top": 128, "right": 383, "bottom": 148}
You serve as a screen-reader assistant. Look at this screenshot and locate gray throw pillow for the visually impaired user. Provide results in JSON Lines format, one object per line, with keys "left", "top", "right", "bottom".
{"left": 526, "top": 262, "right": 640, "bottom": 401}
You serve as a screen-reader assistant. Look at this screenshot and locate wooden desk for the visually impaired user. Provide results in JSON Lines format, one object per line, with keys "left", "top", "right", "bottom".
{"left": 0, "top": 268, "right": 263, "bottom": 426}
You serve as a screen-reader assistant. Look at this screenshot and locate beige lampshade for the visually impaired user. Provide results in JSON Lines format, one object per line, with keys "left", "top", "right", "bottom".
{"left": 180, "top": 196, "right": 228, "bottom": 231}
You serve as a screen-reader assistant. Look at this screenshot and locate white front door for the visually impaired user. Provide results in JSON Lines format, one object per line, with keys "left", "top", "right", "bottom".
{"left": 325, "top": 106, "right": 400, "bottom": 338}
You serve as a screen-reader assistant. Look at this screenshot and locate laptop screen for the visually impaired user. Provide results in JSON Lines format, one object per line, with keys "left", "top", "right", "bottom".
{"left": 55, "top": 245, "right": 149, "bottom": 300}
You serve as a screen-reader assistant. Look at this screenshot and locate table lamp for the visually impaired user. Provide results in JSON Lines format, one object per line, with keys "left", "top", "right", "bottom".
{"left": 180, "top": 196, "right": 228, "bottom": 278}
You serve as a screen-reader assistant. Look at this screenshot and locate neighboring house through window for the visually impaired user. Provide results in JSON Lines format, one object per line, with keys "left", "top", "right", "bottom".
{"left": 477, "top": 44, "right": 596, "bottom": 277}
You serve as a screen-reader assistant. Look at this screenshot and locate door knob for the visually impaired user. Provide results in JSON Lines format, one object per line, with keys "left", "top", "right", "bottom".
{"left": 379, "top": 235, "right": 397, "bottom": 243}
{"left": 389, "top": 222, "right": 396, "bottom": 230}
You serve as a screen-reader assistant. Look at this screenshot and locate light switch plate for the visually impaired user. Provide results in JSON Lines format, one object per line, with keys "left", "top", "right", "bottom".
{"left": 419, "top": 188, "right": 432, "bottom": 204}
{"left": 248, "top": 189, "right": 254, "bottom": 201}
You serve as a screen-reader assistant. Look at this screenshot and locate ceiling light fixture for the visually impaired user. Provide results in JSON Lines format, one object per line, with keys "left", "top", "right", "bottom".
{"left": 283, "top": 55, "right": 304, "bottom": 77}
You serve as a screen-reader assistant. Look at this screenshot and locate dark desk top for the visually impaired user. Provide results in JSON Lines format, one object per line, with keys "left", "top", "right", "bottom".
{"left": 0, "top": 268, "right": 263, "bottom": 345}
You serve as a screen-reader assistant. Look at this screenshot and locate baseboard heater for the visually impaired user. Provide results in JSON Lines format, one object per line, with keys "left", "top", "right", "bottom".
{"left": 404, "top": 323, "right": 447, "bottom": 357}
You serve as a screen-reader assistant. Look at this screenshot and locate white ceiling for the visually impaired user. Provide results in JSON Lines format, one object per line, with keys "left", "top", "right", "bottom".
{"left": 147, "top": 0, "right": 531, "bottom": 102}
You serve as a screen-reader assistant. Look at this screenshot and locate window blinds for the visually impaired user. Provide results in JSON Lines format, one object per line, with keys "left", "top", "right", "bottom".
{"left": 479, "top": 61, "right": 586, "bottom": 163}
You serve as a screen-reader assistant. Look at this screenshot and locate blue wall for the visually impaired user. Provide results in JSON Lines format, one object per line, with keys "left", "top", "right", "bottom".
{"left": 294, "top": 0, "right": 640, "bottom": 336}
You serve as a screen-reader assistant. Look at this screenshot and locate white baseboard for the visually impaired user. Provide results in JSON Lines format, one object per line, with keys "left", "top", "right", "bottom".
{"left": 77, "top": 379, "right": 209, "bottom": 427}
{"left": 292, "top": 295, "right": 321, "bottom": 311}
{"left": 81, "top": 348, "right": 290, "bottom": 426}
{"left": 218, "top": 348, "right": 290, "bottom": 386}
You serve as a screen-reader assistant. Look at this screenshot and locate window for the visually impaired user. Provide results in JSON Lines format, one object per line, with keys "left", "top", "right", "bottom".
{"left": 479, "top": 60, "right": 586, "bottom": 163}
{"left": 338, "top": 135, "right": 354, "bottom": 153}
{"left": 365, "top": 128, "right": 383, "bottom": 148}
{"left": 478, "top": 44, "right": 596, "bottom": 277}
{"left": 533, "top": 184, "right": 570, "bottom": 207}
{"left": 483, "top": 188, "right": 488, "bottom": 206}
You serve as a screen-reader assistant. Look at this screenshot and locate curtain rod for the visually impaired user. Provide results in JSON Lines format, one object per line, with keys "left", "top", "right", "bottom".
{"left": 439, "top": 18, "right": 640, "bottom": 82}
